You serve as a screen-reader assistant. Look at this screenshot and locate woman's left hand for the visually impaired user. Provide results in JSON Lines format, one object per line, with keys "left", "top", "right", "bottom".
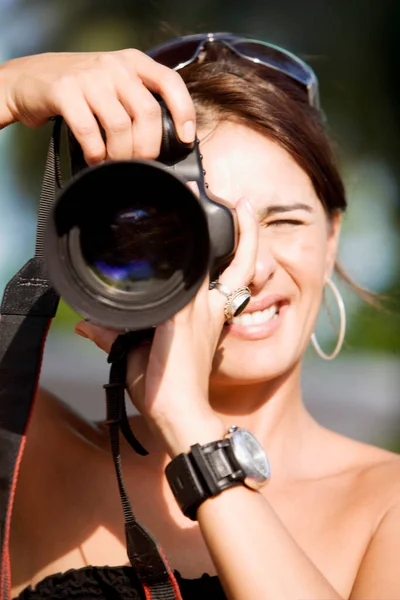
{"left": 75, "top": 197, "right": 258, "bottom": 456}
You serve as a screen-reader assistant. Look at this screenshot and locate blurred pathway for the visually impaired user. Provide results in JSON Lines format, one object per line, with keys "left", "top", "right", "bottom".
{"left": 39, "top": 329, "right": 400, "bottom": 448}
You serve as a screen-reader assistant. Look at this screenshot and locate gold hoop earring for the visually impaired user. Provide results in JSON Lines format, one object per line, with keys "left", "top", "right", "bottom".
{"left": 311, "top": 278, "right": 346, "bottom": 360}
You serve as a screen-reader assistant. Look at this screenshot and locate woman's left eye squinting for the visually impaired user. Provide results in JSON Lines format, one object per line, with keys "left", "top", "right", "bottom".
{"left": 263, "top": 219, "right": 304, "bottom": 227}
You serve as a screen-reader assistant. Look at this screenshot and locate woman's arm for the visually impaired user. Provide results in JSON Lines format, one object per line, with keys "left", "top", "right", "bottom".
{"left": 159, "top": 407, "right": 400, "bottom": 600}
{"left": 198, "top": 460, "right": 343, "bottom": 599}
{"left": 0, "top": 50, "right": 196, "bottom": 154}
{"left": 0, "top": 60, "right": 15, "bottom": 128}
{"left": 200, "top": 460, "right": 400, "bottom": 600}
{"left": 154, "top": 410, "right": 342, "bottom": 600}
{"left": 78, "top": 326, "right": 345, "bottom": 600}
{"left": 165, "top": 416, "right": 400, "bottom": 600}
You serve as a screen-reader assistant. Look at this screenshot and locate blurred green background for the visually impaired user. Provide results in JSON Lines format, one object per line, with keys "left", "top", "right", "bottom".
{"left": 0, "top": 0, "right": 399, "bottom": 449}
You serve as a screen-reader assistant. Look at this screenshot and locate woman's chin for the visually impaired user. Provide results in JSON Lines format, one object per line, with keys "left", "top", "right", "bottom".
{"left": 210, "top": 338, "right": 303, "bottom": 386}
{"left": 210, "top": 359, "right": 292, "bottom": 387}
{"left": 211, "top": 317, "right": 307, "bottom": 385}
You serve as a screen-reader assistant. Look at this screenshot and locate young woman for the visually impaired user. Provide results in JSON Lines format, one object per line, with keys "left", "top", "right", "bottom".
{"left": 1, "top": 33, "right": 399, "bottom": 600}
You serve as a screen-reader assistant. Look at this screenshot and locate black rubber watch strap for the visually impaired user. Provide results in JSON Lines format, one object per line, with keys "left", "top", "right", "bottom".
{"left": 165, "top": 441, "right": 243, "bottom": 521}
{"left": 165, "top": 452, "right": 209, "bottom": 520}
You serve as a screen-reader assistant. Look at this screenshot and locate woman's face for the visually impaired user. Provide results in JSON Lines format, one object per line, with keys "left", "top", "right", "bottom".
{"left": 198, "top": 121, "right": 341, "bottom": 385}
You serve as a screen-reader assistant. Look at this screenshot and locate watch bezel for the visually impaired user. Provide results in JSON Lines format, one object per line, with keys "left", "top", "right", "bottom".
{"left": 229, "top": 428, "right": 271, "bottom": 490}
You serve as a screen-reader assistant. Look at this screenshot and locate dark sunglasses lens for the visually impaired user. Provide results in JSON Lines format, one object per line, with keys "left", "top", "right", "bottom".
{"left": 233, "top": 41, "right": 312, "bottom": 86}
{"left": 148, "top": 39, "right": 201, "bottom": 68}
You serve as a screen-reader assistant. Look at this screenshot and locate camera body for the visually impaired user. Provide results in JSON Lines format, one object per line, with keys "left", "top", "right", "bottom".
{"left": 44, "top": 100, "right": 237, "bottom": 331}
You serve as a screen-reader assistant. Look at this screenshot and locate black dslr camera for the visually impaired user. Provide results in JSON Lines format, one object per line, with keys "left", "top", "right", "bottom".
{"left": 44, "top": 100, "right": 237, "bottom": 331}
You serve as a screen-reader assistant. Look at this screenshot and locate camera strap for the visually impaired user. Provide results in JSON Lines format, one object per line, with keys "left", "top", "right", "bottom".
{"left": 104, "top": 331, "right": 183, "bottom": 599}
{"left": 0, "top": 118, "right": 182, "bottom": 600}
{"left": 0, "top": 117, "right": 62, "bottom": 600}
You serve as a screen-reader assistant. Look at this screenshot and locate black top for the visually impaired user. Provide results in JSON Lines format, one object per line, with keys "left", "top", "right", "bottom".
{"left": 14, "top": 565, "right": 226, "bottom": 599}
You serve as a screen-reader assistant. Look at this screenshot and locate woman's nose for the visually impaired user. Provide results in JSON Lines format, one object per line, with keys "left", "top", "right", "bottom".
{"left": 249, "top": 251, "right": 277, "bottom": 292}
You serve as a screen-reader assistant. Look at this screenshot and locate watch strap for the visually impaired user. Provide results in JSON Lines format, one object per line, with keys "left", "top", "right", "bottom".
{"left": 165, "top": 440, "right": 243, "bottom": 521}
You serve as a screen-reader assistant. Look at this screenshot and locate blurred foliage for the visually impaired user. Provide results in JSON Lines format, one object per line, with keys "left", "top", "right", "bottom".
{"left": 54, "top": 298, "right": 82, "bottom": 331}
{"left": 345, "top": 297, "right": 400, "bottom": 353}
{"left": 2, "top": 0, "right": 400, "bottom": 354}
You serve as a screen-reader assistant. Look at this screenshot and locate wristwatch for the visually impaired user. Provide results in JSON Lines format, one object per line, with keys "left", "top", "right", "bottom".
{"left": 165, "top": 425, "right": 271, "bottom": 520}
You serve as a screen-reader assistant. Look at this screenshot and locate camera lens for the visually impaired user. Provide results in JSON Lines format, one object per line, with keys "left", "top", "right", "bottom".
{"left": 45, "top": 160, "right": 211, "bottom": 330}
{"left": 80, "top": 203, "right": 190, "bottom": 296}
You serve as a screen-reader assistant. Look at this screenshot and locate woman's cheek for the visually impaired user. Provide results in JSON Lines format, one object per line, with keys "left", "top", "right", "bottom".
{"left": 270, "top": 235, "right": 327, "bottom": 297}
{"left": 275, "top": 229, "right": 325, "bottom": 265}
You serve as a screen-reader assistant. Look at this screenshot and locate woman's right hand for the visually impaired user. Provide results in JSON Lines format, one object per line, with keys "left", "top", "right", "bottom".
{"left": 0, "top": 49, "right": 196, "bottom": 164}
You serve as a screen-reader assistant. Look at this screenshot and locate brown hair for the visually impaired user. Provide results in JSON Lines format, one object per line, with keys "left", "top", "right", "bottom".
{"left": 179, "top": 53, "right": 382, "bottom": 307}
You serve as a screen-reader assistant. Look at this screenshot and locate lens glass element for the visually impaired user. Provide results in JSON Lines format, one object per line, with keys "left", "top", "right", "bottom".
{"left": 80, "top": 201, "right": 190, "bottom": 295}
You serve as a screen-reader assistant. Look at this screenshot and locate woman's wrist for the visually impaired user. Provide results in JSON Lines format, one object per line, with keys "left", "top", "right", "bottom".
{"left": 153, "top": 408, "right": 225, "bottom": 458}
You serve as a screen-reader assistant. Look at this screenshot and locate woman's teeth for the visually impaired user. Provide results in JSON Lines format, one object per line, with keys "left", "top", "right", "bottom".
{"left": 231, "top": 305, "right": 279, "bottom": 326}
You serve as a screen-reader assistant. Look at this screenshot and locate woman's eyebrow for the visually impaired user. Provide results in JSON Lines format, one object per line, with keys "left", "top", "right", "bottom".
{"left": 258, "top": 203, "right": 314, "bottom": 218}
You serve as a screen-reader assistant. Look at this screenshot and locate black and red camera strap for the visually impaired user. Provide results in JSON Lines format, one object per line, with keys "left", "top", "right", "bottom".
{"left": 0, "top": 118, "right": 182, "bottom": 600}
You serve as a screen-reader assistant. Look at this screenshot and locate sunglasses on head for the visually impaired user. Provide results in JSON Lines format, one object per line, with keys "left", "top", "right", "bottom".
{"left": 147, "top": 32, "right": 320, "bottom": 109}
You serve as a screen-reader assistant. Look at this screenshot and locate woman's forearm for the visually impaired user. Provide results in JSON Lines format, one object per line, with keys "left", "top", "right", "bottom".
{"left": 197, "top": 472, "right": 343, "bottom": 600}
{"left": 0, "top": 60, "right": 15, "bottom": 129}
{"left": 165, "top": 413, "right": 343, "bottom": 600}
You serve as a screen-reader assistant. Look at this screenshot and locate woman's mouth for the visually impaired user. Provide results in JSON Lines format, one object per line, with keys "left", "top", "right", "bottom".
{"left": 224, "top": 301, "right": 289, "bottom": 340}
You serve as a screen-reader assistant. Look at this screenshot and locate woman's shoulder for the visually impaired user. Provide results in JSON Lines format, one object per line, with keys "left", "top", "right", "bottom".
{"left": 355, "top": 437, "right": 400, "bottom": 507}
{"left": 28, "top": 386, "right": 105, "bottom": 446}
{"left": 13, "top": 386, "right": 109, "bottom": 502}
{"left": 319, "top": 426, "right": 400, "bottom": 514}
{"left": 335, "top": 429, "right": 400, "bottom": 474}
{"left": 10, "top": 387, "right": 114, "bottom": 594}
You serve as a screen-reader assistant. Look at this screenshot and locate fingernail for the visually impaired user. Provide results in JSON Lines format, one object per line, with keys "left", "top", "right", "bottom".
{"left": 245, "top": 200, "right": 255, "bottom": 216}
{"left": 181, "top": 120, "right": 196, "bottom": 143}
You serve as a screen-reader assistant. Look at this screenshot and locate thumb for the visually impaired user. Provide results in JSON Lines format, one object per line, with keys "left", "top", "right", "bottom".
{"left": 74, "top": 320, "right": 121, "bottom": 354}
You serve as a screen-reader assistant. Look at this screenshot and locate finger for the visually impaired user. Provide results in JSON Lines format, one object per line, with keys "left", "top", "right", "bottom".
{"left": 75, "top": 320, "right": 149, "bottom": 413}
{"left": 74, "top": 321, "right": 121, "bottom": 354}
{"left": 226, "top": 198, "right": 258, "bottom": 285}
{"left": 119, "top": 49, "right": 197, "bottom": 144}
{"left": 116, "top": 76, "right": 163, "bottom": 159}
{"left": 84, "top": 84, "right": 134, "bottom": 161}
{"left": 126, "top": 342, "right": 151, "bottom": 405}
{"left": 55, "top": 81, "right": 106, "bottom": 165}
{"left": 209, "top": 198, "right": 258, "bottom": 314}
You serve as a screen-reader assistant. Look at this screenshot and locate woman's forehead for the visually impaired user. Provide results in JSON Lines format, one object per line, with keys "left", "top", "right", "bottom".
{"left": 198, "top": 122, "right": 319, "bottom": 211}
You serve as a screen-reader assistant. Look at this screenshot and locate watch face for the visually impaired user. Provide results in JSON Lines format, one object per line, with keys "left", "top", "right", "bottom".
{"left": 230, "top": 429, "right": 271, "bottom": 490}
